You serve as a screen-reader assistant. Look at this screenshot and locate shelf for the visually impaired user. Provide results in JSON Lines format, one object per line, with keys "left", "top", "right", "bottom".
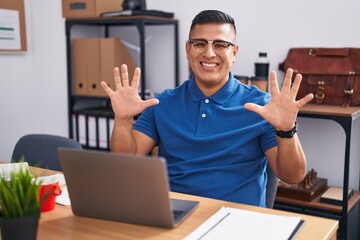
{"left": 274, "top": 103, "right": 360, "bottom": 240}
{"left": 276, "top": 190, "right": 360, "bottom": 214}
{"left": 299, "top": 104, "right": 360, "bottom": 118}
{"left": 65, "top": 15, "right": 178, "bottom": 24}
{"left": 65, "top": 16, "right": 179, "bottom": 150}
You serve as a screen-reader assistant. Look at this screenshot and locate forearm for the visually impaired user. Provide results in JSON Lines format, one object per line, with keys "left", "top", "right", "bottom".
{"left": 276, "top": 134, "right": 307, "bottom": 184}
{"left": 110, "top": 117, "right": 137, "bottom": 153}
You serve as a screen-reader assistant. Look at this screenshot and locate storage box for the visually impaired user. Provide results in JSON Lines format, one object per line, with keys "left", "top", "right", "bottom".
{"left": 62, "top": 0, "right": 123, "bottom": 18}
{"left": 72, "top": 38, "right": 137, "bottom": 97}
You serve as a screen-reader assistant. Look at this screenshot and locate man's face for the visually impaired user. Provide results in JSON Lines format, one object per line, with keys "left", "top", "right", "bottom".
{"left": 186, "top": 23, "right": 238, "bottom": 93}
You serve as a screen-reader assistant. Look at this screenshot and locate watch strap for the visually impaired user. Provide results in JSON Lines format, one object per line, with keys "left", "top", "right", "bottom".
{"left": 275, "top": 121, "right": 298, "bottom": 138}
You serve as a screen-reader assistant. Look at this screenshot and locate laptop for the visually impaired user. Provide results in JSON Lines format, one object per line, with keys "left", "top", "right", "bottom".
{"left": 57, "top": 148, "right": 199, "bottom": 228}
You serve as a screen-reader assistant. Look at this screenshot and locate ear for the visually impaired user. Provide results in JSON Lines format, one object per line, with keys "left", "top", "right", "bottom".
{"left": 232, "top": 44, "right": 239, "bottom": 57}
{"left": 231, "top": 44, "right": 239, "bottom": 63}
{"left": 185, "top": 42, "right": 191, "bottom": 60}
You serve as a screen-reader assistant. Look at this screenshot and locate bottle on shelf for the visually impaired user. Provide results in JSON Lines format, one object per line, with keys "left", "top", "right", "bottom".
{"left": 251, "top": 52, "right": 269, "bottom": 92}
{"left": 254, "top": 52, "right": 269, "bottom": 78}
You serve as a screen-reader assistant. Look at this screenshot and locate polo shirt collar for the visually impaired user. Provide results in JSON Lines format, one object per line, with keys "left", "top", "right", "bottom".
{"left": 189, "top": 72, "right": 237, "bottom": 104}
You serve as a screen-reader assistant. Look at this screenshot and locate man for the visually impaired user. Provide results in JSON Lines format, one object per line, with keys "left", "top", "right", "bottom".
{"left": 101, "top": 10, "right": 314, "bottom": 207}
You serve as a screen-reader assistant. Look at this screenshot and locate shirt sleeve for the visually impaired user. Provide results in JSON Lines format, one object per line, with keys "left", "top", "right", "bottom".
{"left": 260, "top": 120, "right": 277, "bottom": 152}
{"left": 133, "top": 92, "right": 165, "bottom": 143}
{"left": 133, "top": 106, "right": 159, "bottom": 143}
{"left": 257, "top": 92, "right": 277, "bottom": 152}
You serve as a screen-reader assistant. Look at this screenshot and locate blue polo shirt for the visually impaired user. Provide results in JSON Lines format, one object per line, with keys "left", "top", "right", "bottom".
{"left": 134, "top": 73, "right": 277, "bottom": 207}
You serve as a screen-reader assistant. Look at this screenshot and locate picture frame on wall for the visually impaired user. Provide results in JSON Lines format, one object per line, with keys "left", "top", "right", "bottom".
{"left": 0, "top": 0, "right": 27, "bottom": 53}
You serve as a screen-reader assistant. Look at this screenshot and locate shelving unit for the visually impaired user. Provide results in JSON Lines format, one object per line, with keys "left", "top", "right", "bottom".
{"left": 64, "top": 16, "right": 179, "bottom": 150}
{"left": 274, "top": 104, "right": 360, "bottom": 240}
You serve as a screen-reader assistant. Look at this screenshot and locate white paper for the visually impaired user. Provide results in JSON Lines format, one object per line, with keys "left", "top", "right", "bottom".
{"left": 0, "top": 162, "right": 29, "bottom": 180}
{"left": 54, "top": 173, "right": 71, "bottom": 205}
{"left": 184, "top": 207, "right": 302, "bottom": 240}
{"left": 0, "top": 9, "right": 21, "bottom": 50}
{"left": 37, "top": 173, "right": 71, "bottom": 206}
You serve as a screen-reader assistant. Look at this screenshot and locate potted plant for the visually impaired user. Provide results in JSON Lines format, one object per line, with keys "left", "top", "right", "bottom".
{"left": 0, "top": 161, "right": 44, "bottom": 240}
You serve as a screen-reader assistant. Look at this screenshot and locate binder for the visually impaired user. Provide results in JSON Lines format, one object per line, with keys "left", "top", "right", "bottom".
{"left": 72, "top": 39, "right": 88, "bottom": 95}
{"left": 98, "top": 117, "right": 108, "bottom": 149}
{"left": 78, "top": 114, "right": 86, "bottom": 145}
{"left": 86, "top": 39, "right": 101, "bottom": 96}
{"left": 98, "top": 38, "right": 137, "bottom": 97}
{"left": 71, "top": 113, "right": 79, "bottom": 141}
{"left": 88, "top": 116, "right": 97, "bottom": 147}
{"left": 73, "top": 38, "right": 137, "bottom": 97}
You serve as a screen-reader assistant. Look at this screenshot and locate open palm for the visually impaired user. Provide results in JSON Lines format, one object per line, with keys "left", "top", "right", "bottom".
{"left": 101, "top": 65, "right": 159, "bottom": 120}
{"left": 244, "top": 68, "right": 314, "bottom": 131}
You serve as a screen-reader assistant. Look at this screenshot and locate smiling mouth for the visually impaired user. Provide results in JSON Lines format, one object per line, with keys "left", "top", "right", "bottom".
{"left": 201, "top": 62, "right": 218, "bottom": 68}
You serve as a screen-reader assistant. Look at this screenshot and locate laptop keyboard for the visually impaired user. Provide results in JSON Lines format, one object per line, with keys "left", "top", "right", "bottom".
{"left": 173, "top": 210, "right": 185, "bottom": 220}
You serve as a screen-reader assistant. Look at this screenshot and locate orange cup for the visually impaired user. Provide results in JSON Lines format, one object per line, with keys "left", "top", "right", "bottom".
{"left": 39, "top": 182, "right": 62, "bottom": 212}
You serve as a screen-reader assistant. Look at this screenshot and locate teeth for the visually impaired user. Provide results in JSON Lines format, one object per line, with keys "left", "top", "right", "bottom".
{"left": 202, "top": 62, "right": 217, "bottom": 67}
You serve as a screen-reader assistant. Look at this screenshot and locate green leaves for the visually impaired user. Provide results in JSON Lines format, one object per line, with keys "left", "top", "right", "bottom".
{"left": 0, "top": 163, "right": 42, "bottom": 218}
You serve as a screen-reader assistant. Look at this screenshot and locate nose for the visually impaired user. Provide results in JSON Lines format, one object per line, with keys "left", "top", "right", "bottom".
{"left": 203, "top": 42, "right": 217, "bottom": 57}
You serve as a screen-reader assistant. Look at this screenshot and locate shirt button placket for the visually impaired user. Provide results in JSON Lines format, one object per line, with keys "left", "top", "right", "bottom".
{"left": 202, "top": 99, "right": 209, "bottom": 118}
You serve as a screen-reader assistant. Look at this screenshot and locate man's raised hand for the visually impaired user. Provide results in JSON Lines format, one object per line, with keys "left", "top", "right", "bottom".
{"left": 101, "top": 64, "right": 159, "bottom": 120}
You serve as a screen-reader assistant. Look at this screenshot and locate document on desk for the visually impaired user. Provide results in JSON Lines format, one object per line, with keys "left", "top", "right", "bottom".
{"left": 184, "top": 207, "right": 304, "bottom": 240}
{"left": 0, "top": 162, "right": 29, "bottom": 181}
{"left": 37, "top": 173, "right": 71, "bottom": 205}
{"left": 54, "top": 173, "right": 71, "bottom": 205}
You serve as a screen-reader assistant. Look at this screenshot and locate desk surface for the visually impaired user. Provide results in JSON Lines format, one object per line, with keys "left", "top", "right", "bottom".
{"left": 32, "top": 168, "right": 339, "bottom": 240}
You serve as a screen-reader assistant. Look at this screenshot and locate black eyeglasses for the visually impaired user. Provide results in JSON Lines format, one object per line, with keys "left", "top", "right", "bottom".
{"left": 188, "top": 38, "right": 235, "bottom": 54}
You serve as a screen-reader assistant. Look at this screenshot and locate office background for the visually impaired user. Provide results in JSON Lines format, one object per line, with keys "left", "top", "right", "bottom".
{"left": 1, "top": 0, "right": 360, "bottom": 189}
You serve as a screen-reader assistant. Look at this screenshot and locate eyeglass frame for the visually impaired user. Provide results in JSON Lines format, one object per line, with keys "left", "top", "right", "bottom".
{"left": 187, "top": 38, "right": 236, "bottom": 54}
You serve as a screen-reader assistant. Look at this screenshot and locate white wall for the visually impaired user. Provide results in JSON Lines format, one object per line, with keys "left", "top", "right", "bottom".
{"left": 0, "top": 1, "right": 67, "bottom": 159}
{"left": 1, "top": 0, "right": 360, "bottom": 189}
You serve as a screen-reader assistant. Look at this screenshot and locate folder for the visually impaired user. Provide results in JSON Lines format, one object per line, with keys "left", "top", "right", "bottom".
{"left": 98, "top": 38, "right": 137, "bottom": 97}
{"left": 71, "top": 113, "right": 79, "bottom": 141}
{"left": 88, "top": 116, "right": 97, "bottom": 147}
{"left": 73, "top": 38, "right": 137, "bottom": 97}
{"left": 72, "top": 39, "right": 88, "bottom": 95}
{"left": 98, "top": 117, "right": 108, "bottom": 149}
{"left": 86, "top": 39, "right": 101, "bottom": 96}
{"left": 184, "top": 207, "right": 304, "bottom": 240}
{"left": 78, "top": 114, "right": 86, "bottom": 145}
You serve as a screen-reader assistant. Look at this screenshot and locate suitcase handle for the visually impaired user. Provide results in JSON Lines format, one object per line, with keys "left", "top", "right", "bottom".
{"left": 309, "top": 48, "right": 349, "bottom": 57}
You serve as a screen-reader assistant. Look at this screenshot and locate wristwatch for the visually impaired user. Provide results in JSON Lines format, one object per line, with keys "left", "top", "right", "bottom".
{"left": 275, "top": 121, "right": 298, "bottom": 138}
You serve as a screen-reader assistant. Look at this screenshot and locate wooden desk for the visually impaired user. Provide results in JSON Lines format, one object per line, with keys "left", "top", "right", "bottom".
{"left": 31, "top": 168, "right": 338, "bottom": 240}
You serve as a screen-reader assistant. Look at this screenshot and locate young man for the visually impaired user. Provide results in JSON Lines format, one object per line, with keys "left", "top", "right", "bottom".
{"left": 101, "top": 10, "right": 314, "bottom": 207}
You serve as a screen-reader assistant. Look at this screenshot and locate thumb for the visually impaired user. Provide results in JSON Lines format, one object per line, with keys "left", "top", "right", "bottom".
{"left": 244, "top": 103, "right": 263, "bottom": 115}
{"left": 141, "top": 98, "right": 160, "bottom": 110}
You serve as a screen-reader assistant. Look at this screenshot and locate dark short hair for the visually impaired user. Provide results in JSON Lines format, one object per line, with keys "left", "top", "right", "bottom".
{"left": 190, "top": 10, "right": 236, "bottom": 35}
